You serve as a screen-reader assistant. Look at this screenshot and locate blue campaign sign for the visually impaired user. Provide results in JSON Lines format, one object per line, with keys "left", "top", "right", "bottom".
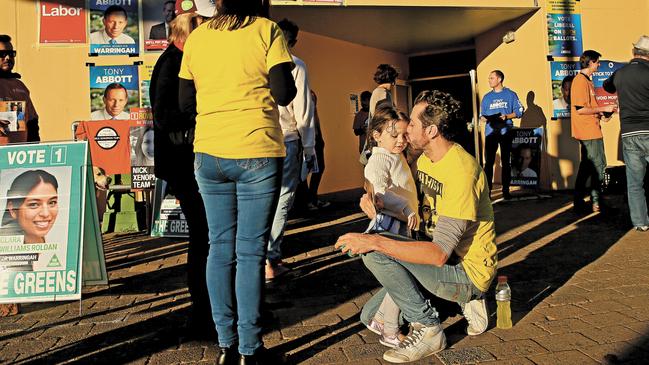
{"left": 89, "top": 65, "right": 139, "bottom": 90}
{"left": 550, "top": 61, "right": 579, "bottom": 119}
{"left": 593, "top": 60, "right": 626, "bottom": 106}
{"left": 89, "top": 65, "right": 140, "bottom": 119}
{"left": 0, "top": 141, "right": 106, "bottom": 303}
{"left": 547, "top": 13, "right": 583, "bottom": 57}
{"left": 88, "top": 0, "right": 139, "bottom": 56}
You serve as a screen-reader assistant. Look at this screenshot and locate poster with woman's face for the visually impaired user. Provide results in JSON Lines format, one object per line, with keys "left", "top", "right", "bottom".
{"left": 0, "top": 166, "right": 71, "bottom": 271}
{"left": 129, "top": 125, "right": 156, "bottom": 189}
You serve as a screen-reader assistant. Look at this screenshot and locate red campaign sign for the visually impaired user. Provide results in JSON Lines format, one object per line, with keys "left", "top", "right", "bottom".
{"left": 39, "top": 0, "right": 86, "bottom": 44}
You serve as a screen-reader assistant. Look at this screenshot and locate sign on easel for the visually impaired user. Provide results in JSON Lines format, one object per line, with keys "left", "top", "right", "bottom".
{"left": 0, "top": 141, "right": 107, "bottom": 304}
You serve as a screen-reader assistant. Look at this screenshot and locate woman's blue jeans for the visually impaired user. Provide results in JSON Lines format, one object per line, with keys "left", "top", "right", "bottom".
{"left": 194, "top": 152, "right": 282, "bottom": 355}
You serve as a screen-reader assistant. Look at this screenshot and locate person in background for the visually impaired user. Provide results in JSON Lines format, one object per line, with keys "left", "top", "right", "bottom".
{"left": 353, "top": 90, "right": 372, "bottom": 154}
{"left": 570, "top": 50, "right": 616, "bottom": 213}
{"left": 306, "top": 90, "right": 330, "bottom": 211}
{"left": 178, "top": 0, "right": 296, "bottom": 363}
{"left": 0, "top": 34, "right": 39, "bottom": 142}
{"left": 360, "top": 65, "right": 398, "bottom": 164}
{"left": 603, "top": 36, "right": 649, "bottom": 231}
{"left": 149, "top": 0, "right": 213, "bottom": 339}
{"left": 480, "top": 70, "right": 524, "bottom": 199}
{"left": 265, "top": 18, "right": 316, "bottom": 281}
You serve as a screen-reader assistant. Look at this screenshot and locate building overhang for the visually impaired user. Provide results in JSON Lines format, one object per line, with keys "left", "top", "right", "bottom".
{"left": 271, "top": 4, "right": 539, "bottom": 55}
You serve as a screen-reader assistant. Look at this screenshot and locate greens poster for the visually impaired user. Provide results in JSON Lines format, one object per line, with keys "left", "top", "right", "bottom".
{"left": 0, "top": 142, "right": 89, "bottom": 303}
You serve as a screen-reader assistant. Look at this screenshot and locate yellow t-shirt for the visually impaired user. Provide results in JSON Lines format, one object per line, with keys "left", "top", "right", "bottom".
{"left": 416, "top": 144, "right": 497, "bottom": 292}
{"left": 178, "top": 18, "right": 293, "bottom": 158}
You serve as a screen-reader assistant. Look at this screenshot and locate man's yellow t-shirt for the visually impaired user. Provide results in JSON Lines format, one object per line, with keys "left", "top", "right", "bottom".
{"left": 178, "top": 18, "right": 293, "bottom": 159}
{"left": 416, "top": 144, "right": 498, "bottom": 292}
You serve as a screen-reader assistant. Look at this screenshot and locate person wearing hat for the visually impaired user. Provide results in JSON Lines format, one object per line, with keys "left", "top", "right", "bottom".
{"left": 603, "top": 36, "right": 649, "bottom": 232}
{"left": 149, "top": 0, "right": 215, "bottom": 339}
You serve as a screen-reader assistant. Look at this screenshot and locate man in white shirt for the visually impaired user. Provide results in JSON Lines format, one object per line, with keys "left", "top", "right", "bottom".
{"left": 91, "top": 83, "right": 130, "bottom": 120}
{"left": 89, "top": 6, "right": 135, "bottom": 45}
{"left": 266, "top": 18, "right": 316, "bottom": 280}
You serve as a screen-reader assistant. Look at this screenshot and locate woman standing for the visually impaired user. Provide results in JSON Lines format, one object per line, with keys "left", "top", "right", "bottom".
{"left": 149, "top": 0, "right": 214, "bottom": 338}
{"left": 369, "top": 64, "right": 398, "bottom": 119}
{"left": 178, "top": 1, "right": 296, "bottom": 363}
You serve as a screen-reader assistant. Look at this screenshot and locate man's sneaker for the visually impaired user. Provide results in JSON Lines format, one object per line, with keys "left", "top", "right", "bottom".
{"left": 461, "top": 298, "right": 488, "bottom": 336}
{"left": 635, "top": 225, "right": 649, "bottom": 232}
{"left": 382, "top": 322, "right": 446, "bottom": 363}
{"left": 379, "top": 332, "right": 405, "bottom": 348}
{"left": 366, "top": 318, "right": 384, "bottom": 335}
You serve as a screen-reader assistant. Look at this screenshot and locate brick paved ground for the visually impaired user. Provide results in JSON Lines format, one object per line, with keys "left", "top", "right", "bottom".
{"left": 1, "top": 190, "right": 648, "bottom": 364}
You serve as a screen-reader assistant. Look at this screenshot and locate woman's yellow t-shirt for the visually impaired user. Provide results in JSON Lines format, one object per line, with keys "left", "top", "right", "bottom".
{"left": 178, "top": 18, "right": 293, "bottom": 159}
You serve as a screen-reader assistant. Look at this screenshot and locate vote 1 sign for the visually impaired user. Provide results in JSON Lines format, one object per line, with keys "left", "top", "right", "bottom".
{"left": 0, "top": 141, "right": 107, "bottom": 304}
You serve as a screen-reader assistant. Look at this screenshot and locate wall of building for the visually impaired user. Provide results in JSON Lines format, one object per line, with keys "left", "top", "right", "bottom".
{"left": 476, "top": 0, "right": 649, "bottom": 190}
{"left": 2, "top": 0, "right": 407, "bottom": 194}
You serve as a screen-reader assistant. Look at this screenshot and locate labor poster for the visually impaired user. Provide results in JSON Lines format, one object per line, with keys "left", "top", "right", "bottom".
{"left": 150, "top": 179, "right": 189, "bottom": 238}
{"left": 143, "top": 0, "right": 175, "bottom": 51}
{"left": 89, "top": 65, "right": 139, "bottom": 120}
{"left": 592, "top": 60, "right": 626, "bottom": 107}
{"left": 546, "top": 0, "right": 582, "bottom": 58}
{"left": 88, "top": 0, "right": 139, "bottom": 56}
{"left": 39, "top": 0, "right": 87, "bottom": 44}
{"left": 129, "top": 109, "right": 155, "bottom": 190}
{"left": 510, "top": 127, "right": 543, "bottom": 187}
{"left": 0, "top": 142, "right": 86, "bottom": 303}
{"left": 550, "top": 61, "right": 579, "bottom": 118}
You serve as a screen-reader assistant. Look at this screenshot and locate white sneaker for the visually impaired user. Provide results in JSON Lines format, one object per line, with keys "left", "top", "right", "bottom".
{"left": 382, "top": 322, "right": 446, "bottom": 363}
{"left": 462, "top": 298, "right": 488, "bottom": 335}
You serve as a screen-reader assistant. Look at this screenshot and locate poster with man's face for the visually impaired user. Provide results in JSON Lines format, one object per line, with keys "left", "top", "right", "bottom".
{"left": 510, "top": 127, "right": 543, "bottom": 187}
{"left": 89, "top": 65, "right": 139, "bottom": 120}
{"left": 143, "top": 0, "right": 176, "bottom": 51}
{"left": 550, "top": 61, "right": 579, "bottom": 119}
{"left": 88, "top": 0, "right": 139, "bottom": 56}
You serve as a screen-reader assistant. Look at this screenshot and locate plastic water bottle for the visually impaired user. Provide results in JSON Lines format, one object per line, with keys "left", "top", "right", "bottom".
{"left": 495, "top": 275, "right": 512, "bottom": 329}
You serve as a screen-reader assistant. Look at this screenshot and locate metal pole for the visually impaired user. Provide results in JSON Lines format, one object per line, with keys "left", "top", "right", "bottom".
{"left": 469, "top": 70, "right": 481, "bottom": 164}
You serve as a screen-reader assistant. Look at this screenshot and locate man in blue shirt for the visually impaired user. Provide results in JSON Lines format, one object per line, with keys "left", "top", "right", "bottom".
{"left": 480, "top": 70, "right": 524, "bottom": 199}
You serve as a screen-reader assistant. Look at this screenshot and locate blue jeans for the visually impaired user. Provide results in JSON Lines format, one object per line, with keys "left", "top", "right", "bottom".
{"left": 574, "top": 139, "right": 607, "bottom": 205}
{"left": 622, "top": 135, "right": 649, "bottom": 227}
{"left": 194, "top": 152, "right": 282, "bottom": 355}
{"left": 360, "top": 246, "right": 483, "bottom": 327}
{"left": 267, "top": 140, "right": 301, "bottom": 262}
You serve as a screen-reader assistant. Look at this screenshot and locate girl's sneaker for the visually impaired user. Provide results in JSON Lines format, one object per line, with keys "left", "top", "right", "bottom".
{"left": 379, "top": 333, "right": 404, "bottom": 348}
{"left": 366, "top": 318, "right": 384, "bottom": 335}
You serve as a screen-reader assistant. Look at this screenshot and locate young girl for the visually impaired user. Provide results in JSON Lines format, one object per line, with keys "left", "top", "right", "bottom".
{"left": 363, "top": 106, "right": 419, "bottom": 348}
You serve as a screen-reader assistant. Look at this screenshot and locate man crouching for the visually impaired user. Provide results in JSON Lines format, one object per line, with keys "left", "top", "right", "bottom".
{"left": 335, "top": 90, "right": 498, "bottom": 363}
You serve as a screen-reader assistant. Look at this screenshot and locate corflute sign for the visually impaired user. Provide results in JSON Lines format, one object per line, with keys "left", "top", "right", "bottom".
{"left": 39, "top": 0, "right": 86, "bottom": 44}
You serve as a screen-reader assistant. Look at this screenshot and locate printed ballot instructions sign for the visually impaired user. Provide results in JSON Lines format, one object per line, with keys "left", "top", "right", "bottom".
{"left": 0, "top": 142, "right": 107, "bottom": 304}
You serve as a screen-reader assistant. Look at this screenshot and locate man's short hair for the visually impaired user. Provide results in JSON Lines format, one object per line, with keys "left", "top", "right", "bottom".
{"left": 580, "top": 50, "right": 601, "bottom": 69}
{"left": 163, "top": 0, "right": 175, "bottom": 7}
{"left": 277, "top": 19, "right": 299, "bottom": 46}
{"left": 360, "top": 91, "right": 372, "bottom": 103}
{"left": 561, "top": 75, "right": 574, "bottom": 89}
{"left": 104, "top": 5, "right": 128, "bottom": 19}
{"left": 373, "top": 64, "right": 399, "bottom": 85}
{"left": 413, "top": 90, "right": 464, "bottom": 142}
{"left": 491, "top": 70, "right": 505, "bottom": 83}
{"left": 103, "top": 83, "right": 128, "bottom": 98}
{"left": 0, "top": 35, "right": 11, "bottom": 44}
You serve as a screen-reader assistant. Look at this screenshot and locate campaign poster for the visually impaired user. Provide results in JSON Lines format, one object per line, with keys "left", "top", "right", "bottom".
{"left": 140, "top": 62, "right": 154, "bottom": 108}
{"left": 550, "top": 61, "right": 579, "bottom": 119}
{"left": 547, "top": 13, "right": 583, "bottom": 57}
{"left": 129, "top": 109, "right": 155, "bottom": 190}
{"left": 150, "top": 179, "right": 189, "bottom": 237}
{"left": 0, "top": 142, "right": 88, "bottom": 303}
{"left": 143, "top": 0, "right": 175, "bottom": 51}
{"left": 39, "top": 0, "right": 86, "bottom": 44}
{"left": 89, "top": 65, "right": 139, "bottom": 120}
{"left": 510, "top": 128, "right": 543, "bottom": 187}
{"left": 88, "top": 0, "right": 139, "bottom": 56}
{"left": 592, "top": 60, "right": 626, "bottom": 107}
{"left": 0, "top": 101, "right": 26, "bottom": 132}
